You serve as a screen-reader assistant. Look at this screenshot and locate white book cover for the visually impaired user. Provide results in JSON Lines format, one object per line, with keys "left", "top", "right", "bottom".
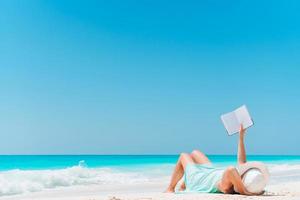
{"left": 221, "top": 105, "right": 254, "bottom": 135}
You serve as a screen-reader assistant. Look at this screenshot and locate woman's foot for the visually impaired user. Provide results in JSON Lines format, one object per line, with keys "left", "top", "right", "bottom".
{"left": 164, "top": 188, "right": 175, "bottom": 193}
{"left": 179, "top": 182, "right": 186, "bottom": 191}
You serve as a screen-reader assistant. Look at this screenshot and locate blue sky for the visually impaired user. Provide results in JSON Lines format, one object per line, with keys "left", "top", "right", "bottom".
{"left": 0, "top": 0, "right": 300, "bottom": 155}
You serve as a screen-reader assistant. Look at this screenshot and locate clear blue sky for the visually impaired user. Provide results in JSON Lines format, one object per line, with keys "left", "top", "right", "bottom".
{"left": 0, "top": 0, "right": 300, "bottom": 155}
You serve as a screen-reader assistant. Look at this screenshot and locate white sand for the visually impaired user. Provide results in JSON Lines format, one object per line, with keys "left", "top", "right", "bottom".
{"left": 1, "top": 182, "right": 300, "bottom": 200}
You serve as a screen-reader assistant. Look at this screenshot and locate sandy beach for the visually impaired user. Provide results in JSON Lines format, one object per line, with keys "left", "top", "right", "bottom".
{"left": 1, "top": 181, "right": 299, "bottom": 200}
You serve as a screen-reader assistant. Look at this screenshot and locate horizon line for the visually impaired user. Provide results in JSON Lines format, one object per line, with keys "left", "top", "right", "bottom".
{"left": 0, "top": 154, "right": 299, "bottom": 156}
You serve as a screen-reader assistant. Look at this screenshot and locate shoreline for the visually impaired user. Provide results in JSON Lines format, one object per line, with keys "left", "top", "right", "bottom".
{"left": 1, "top": 182, "right": 300, "bottom": 200}
{"left": 0, "top": 158, "right": 299, "bottom": 199}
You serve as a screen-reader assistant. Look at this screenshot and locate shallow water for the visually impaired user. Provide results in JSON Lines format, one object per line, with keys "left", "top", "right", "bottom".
{"left": 0, "top": 155, "right": 299, "bottom": 196}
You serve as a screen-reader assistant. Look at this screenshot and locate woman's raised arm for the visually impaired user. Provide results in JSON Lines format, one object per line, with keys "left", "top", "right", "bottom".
{"left": 238, "top": 124, "right": 247, "bottom": 164}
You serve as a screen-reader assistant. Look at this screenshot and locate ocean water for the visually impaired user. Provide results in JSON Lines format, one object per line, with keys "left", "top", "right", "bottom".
{"left": 0, "top": 155, "right": 300, "bottom": 196}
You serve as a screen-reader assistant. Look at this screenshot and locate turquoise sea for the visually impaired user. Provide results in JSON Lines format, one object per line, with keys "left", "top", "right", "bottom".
{"left": 1, "top": 155, "right": 300, "bottom": 171}
{"left": 0, "top": 155, "right": 300, "bottom": 196}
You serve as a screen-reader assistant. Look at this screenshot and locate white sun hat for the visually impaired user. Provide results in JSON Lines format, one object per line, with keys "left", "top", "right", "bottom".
{"left": 236, "top": 161, "right": 270, "bottom": 194}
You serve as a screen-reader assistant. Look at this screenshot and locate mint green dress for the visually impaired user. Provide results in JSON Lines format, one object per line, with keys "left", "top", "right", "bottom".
{"left": 179, "top": 164, "right": 225, "bottom": 193}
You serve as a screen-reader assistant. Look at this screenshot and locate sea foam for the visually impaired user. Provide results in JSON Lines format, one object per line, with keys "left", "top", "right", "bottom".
{"left": 0, "top": 161, "right": 149, "bottom": 196}
{"left": 268, "top": 164, "right": 300, "bottom": 183}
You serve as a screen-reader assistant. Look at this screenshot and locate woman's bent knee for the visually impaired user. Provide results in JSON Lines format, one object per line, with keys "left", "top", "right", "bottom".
{"left": 226, "top": 166, "right": 237, "bottom": 173}
{"left": 191, "top": 149, "right": 204, "bottom": 156}
{"left": 180, "top": 153, "right": 189, "bottom": 159}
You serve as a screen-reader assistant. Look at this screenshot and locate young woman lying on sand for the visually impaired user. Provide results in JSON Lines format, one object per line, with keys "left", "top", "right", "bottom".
{"left": 165, "top": 125, "right": 268, "bottom": 195}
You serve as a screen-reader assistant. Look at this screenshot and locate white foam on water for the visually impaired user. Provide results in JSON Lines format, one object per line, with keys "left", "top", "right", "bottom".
{"left": 267, "top": 163, "right": 300, "bottom": 184}
{"left": 0, "top": 161, "right": 150, "bottom": 196}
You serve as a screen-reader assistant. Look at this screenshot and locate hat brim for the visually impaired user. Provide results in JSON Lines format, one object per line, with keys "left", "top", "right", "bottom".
{"left": 236, "top": 161, "right": 270, "bottom": 182}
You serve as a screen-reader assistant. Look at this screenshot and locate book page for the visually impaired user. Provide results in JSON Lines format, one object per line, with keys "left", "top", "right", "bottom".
{"left": 221, "top": 112, "right": 240, "bottom": 135}
{"left": 234, "top": 105, "right": 253, "bottom": 129}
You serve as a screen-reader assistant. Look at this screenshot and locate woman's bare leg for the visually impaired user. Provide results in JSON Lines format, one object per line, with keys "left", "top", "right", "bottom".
{"left": 165, "top": 153, "right": 194, "bottom": 193}
{"left": 190, "top": 149, "right": 211, "bottom": 164}
{"left": 179, "top": 150, "right": 211, "bottom": 190}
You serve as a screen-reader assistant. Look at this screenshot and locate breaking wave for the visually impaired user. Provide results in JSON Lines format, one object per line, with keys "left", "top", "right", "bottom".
{"left": 0, "top": 161, "right": 150, "bottom": 196}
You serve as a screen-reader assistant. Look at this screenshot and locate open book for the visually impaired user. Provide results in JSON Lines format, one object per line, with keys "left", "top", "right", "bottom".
{"left": 221, "top": 105, "right": 254, "bottom": 135}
